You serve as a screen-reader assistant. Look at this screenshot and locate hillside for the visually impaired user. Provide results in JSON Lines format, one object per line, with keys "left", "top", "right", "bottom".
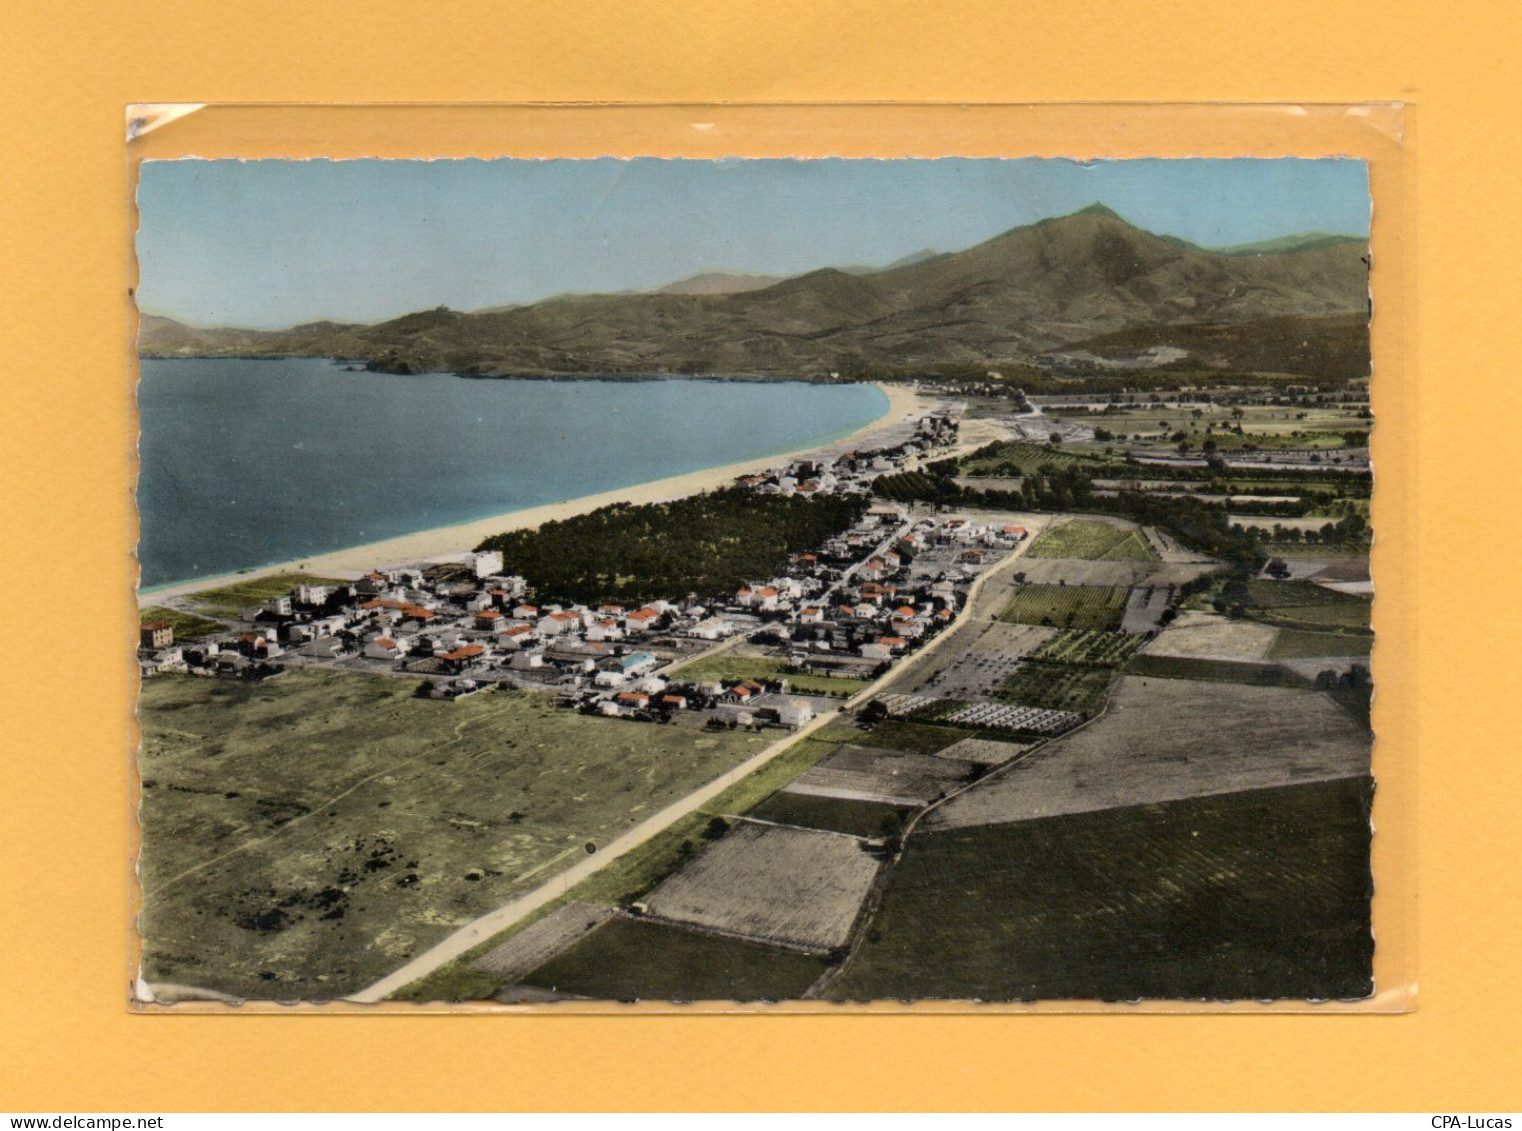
{"left": 650, "top": 271, "right": 786, "bottom": 295}
{"left": 139, "top": 206, "right": 1370, "bottom": 379}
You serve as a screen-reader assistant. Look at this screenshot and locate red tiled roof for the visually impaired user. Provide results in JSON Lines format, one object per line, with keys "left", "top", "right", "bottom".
{"left": 441, "top": 644, "right": 485, "bottom": 661}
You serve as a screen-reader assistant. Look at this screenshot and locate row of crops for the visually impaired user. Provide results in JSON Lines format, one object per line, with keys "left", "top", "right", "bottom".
{"left": 1026, "top": 518, "right": 1160, "bottom": 562}
{"left": 1031, "top": 629, "right": 1146, "bottom": 669}
{"left": 998, "top": 584, "right": 1131, "bottom": 631}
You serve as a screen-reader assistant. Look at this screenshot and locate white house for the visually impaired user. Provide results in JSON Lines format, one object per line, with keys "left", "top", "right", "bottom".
{"left": 365, "top": 637, "right": 402, "bottom": 661}
{"left": 296, "top": 584, "right": 332, "bottom": 606}
{"left": 686, "top": 616, "right": 731, "bottom": 641}
{"left": 469, "top": 550, "right": 504, "bottom": 578}
{"left": 536, "top": 612, "right": 578, "bottom": 637}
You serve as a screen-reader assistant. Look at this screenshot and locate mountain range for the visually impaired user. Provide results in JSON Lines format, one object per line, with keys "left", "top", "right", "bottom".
{"left": 138, "top": 204, "right": 1371, "bottom": 379}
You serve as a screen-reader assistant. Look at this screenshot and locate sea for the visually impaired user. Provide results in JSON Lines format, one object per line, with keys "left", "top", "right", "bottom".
{"left": 137, "top": 358, "right": 889, "bottom": 591}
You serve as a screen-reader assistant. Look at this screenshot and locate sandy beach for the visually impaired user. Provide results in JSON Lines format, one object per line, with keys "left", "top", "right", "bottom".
{"left": 144, "top": 382, "right": 934, "bottom": 603}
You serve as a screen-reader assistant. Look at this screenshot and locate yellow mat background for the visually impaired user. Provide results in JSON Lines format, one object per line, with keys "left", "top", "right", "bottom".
{"left": 1, "top": 0, "right": 1517, "bottom": 1112}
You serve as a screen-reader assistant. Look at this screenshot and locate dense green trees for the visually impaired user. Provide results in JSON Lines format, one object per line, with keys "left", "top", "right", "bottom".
{"left": 476, "top": 486, "right": 867, "bottom": 605}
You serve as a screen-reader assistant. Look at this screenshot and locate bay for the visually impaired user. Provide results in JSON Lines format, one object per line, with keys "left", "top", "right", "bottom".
{"left": 137, "top": 358, "right": 888, "bottom": 589}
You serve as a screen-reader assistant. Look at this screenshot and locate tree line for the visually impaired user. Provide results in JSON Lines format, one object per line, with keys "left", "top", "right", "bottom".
{"left": 476, "top": 486, "right": 868, "bottom": 605}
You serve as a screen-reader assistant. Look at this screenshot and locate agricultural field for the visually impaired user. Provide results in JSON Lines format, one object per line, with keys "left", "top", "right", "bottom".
{"left": 641, "top": 820, "right": 881, "bottom": 952}
{"left": 671, "top": 649, "right": 870, "bottom": 696}
{"left": 782, "top": 743, "right": 978, "bottom": 807}
{"left": 1031, "top": 629, "right": 1146, "bottom": 669}
{"left": 832, "top": 777, "right": 1374, "bottom": 1002}
{"left": 968, "top": 621, "right": 1059, "bottom": 656}
{"left": 999, "top": 584, "right": 1131, "bottom": 631}
{"left": 517, "top": 915, "right": 830, "bottom": 1002}
{"left": 1013, "top": 558, "right": 1219, "bottom": 588}
{"left": 1027, "top": 519, "right": 1159, "bottom": 562}
{"left": 854, "top": 719, "right": 982, "bottom": 755}
{"left": 1244, "top": 579, "right": 1373, "bottom": 632}
{"left": 935, "top": 736, "right": 1034, "bottom": 766}
{"left": 471, "top": 901, "right": 616, "bottom": 983}
{"left": 992, "top": 661, "right": 1116, "bottom": 717}
{"left": 1268, "top": 628, "right": 1376, "bottom": 660}
{"left": 1062, "top": 402, "right": 1370, "bottom": 448}
{"left": 746, "top": 791, "right": 913, "bottom": 839}
{"left": 139, "top": 605, "right": 224, "bottom": 642}
{"left": 933, "top": 674, "right": 1371, "bottom": 829}
{"left": 1126, "top": 654, "right": 1308, "bottom": 688}
{"left": 1143, "top": 611, "right": 1281, "bottom": 662}
{"left": 1259, "top": 556, "right": 1372, "bottom": 584}
{"left": 138, "top": 668, "right": 769, "bottom": 1000}
{"left": 184, "top": 572, "right": 349, "bottom": 617}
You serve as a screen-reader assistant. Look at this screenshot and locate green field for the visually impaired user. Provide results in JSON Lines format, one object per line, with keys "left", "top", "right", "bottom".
{"left": 748, "top": 792, "right": 912, "bottom": 838}
{"left": 518, "top": 916, "right": 829, "bottom": 1002}
{"left": 999, "top": 584, "right": 1131, "bottom": 631}
{"left": 857, "top": 719, "right": 981, "bottom": 754}
{"left": 1244, "top": 580, "right": 1373, "bottom": 632}
{"left": 1267, "top": 628, "right": 1376, "bottom": 660}
{"left": 185, "top": 572, "right": 348, "bottom": 616}
{"left": 139, "top": 668, "right": 770, "bottom": 1000}
{"left": 1126, "top": 653, "right": 1310, "bottom": 688}
{"left": 993, "top": 661, "right": 1116, "bottom": 717}
{"left": 1032, "top": 629, "right": 1146, "bottom": 669}
{"left": 671, "top": 652, "right": 871, "bottom": 696}
{"left": 830, "top": 777, "right": 1375, "bottom": 1002}
{"left": 1027, "top": 519, "right": 1158, "bottom": 562}
{"left": 139, "top": 605, "right": 224, "bottom": 642}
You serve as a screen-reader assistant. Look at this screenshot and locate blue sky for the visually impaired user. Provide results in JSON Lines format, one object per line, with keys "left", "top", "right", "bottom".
{"left": 137, "top": 157, "right": 1370, "bottom": 329}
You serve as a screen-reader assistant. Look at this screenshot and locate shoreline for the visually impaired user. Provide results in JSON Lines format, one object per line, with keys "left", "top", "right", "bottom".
{"left": 142, "top": 382, "right": 931, "bottom": 603}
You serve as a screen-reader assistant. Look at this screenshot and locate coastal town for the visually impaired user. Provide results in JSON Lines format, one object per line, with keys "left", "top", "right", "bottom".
{"left": 138, "top": 377, "right": 1378, "bottom": 1005}
{"left": 139, "top": 409, "right": 1005, "bottom": 734}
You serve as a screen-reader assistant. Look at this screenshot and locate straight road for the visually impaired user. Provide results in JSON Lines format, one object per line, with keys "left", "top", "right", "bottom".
{"left": 348, "top": 705, "right": 844, "bottom": 1002}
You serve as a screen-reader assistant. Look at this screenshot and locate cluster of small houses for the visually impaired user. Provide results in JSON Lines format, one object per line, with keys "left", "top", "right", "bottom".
{"left": 138, "top": 411, "right": 1025, "bottom": 733}
{"left": 735, "top": 412, "right": 958, "bottom": 498}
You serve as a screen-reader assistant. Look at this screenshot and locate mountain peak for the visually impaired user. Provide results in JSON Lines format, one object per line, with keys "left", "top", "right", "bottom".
{"left": 1070, "top": 202, "right": 1128, "bottom": 222}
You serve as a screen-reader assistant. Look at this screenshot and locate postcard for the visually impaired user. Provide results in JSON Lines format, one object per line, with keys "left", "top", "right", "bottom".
{"left": 133, "top": 153, "right": 1376, "bottom": 1007}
